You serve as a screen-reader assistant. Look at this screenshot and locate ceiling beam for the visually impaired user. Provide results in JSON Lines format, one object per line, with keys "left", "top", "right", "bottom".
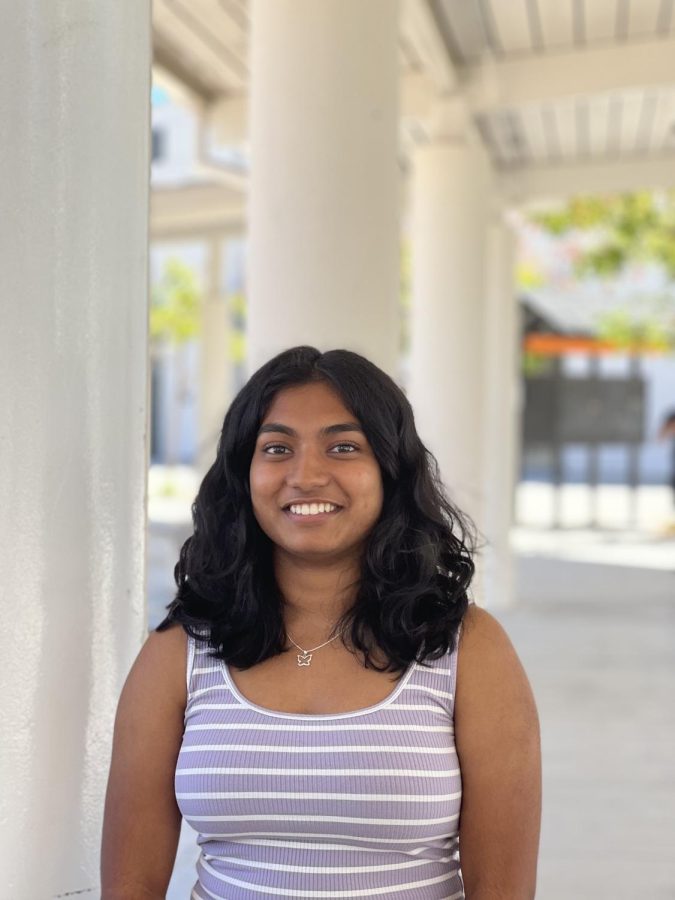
{"left": 153, "top": 40, "right": 217, "bottom": 104}
{"left": 152, "top": 63, "right": 208, "bottom": 113}
{"left": 150, "top": 183, "right": 245, "bottom": 239}
{"left": 466, "top": 39, "right": 675, "bottom": 111}
{"left": 154, "top": 0, "right": 248, "bottom": 94}
{"left": 500, "top": 154, "right": 675, "bottom": 206}
{"left": 400, "top": 0, "right": 458, "bottom": 93}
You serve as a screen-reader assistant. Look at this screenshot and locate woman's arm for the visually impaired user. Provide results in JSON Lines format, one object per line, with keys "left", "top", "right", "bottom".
{"left": 100, "top": 624, "right": 188, "bottom": 899}
{"left": 454, "top": 605, "right": 542, "bottom": 900}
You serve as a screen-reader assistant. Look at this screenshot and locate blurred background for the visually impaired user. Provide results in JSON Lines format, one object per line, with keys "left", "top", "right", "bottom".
{"left": 147, "top": 3, "right": 675, "bottom": 897}
{"left": 2, "top": 1, "right": 674, "bottom": 898}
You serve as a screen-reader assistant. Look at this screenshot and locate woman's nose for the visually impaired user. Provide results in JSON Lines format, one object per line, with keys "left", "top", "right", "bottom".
{"left": 286, "top": 448, "right": 330, "bottom": 487}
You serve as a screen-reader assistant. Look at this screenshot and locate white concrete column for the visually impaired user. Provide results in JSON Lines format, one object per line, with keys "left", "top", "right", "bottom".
{"left": 481, "top": 215, "right": 521, "bottom": 610}
{"left": 408, "top": 109, "right": 490, "bottom": 536}
{"left": 198, "top": 236, "right": 233, "bottom": 474}
{"left": 247, "top": 0, "right": 400, "bottom": 377}
{"left": 0, "top": 4, "right": 151, "bottom": 896}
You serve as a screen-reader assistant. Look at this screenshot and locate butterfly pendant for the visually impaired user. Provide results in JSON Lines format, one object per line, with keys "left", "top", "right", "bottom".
{"left": 297, "top": 651, "right": 313, "bottom": 667}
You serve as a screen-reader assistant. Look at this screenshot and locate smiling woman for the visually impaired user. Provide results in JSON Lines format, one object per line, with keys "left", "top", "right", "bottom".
{"left": 101, "top": 346, "right": 541, "bottom": 900}
{"left": 249, "top": 381, "right": 385, "bottom": 581}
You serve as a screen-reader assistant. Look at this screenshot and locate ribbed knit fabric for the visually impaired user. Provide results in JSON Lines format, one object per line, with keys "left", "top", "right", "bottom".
{"left": 176, "top": 632, "right": 464, "bottom": 899}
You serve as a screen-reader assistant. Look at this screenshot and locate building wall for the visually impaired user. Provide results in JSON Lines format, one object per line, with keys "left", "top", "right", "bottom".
{"left": 521, "top": 351, "right": 675, "bottom": 484}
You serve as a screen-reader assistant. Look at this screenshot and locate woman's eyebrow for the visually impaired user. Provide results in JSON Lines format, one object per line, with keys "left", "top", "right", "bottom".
{"left": 257, "top": 422, "right": 364, "bottom": 437}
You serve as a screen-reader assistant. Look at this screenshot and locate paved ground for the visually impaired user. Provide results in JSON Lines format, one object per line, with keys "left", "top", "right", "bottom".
{"left": 501, "top": 552, "right": 675, "bottom": 899}
{"left": 147, "top": 475, "right": 675, "bottom": 899}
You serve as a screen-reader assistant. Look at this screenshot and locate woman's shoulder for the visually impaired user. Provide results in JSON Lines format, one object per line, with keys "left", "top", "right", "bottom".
{"left": 457, "top": 602, "right": 528, "bottom": 679}
{"left": 147, "top": 621, "right": 189, "bottom": 655}
{"left": 455, "top": 602, "right": 538, "bottom": 733}
{"left": 127, "top": 623, "right": 189, "bottom": 711}
{"left": 458, "top": 602, "right": 508, "bottom": 649}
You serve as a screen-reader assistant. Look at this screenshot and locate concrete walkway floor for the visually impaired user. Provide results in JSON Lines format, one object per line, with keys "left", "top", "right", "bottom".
{"left": 500, "top": 546, "right": 675, "bottom": 900}
{"left": 146, "top": 478, "right": 675, "bottom": 899}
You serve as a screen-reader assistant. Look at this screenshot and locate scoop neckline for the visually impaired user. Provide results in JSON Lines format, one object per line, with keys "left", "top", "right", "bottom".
{"left": 220, "top": 656, "right": 418, "bottom": 720}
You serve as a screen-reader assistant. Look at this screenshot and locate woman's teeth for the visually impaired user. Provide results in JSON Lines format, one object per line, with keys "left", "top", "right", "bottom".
{"left": 288, "top": 502, "right": 339, "bottom": 516}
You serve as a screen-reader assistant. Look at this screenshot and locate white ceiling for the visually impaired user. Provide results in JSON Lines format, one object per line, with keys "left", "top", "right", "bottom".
{"left": 152, "top": 0, "right": 675, "bottom": 196}
{"left": 474, "top": 87, "right": 675, "bottom": 169}
{"left": 428, "top": 0, "right": 675, "bottom": 171}
{"left": 431, "top": 0, "right": 675, "bottom": 62}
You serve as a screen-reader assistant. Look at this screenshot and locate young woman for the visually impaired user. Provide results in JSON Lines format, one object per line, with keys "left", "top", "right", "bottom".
{"left": 101, "top": 346, "right": 541, "bottom": 899}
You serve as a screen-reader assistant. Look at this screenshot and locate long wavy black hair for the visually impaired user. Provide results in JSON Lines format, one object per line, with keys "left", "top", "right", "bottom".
{"left": 156, "top": 345, "right": 480, "bottom": 673}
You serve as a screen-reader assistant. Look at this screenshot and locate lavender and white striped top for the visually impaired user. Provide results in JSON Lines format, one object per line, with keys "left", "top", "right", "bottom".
{"left": 176, "top": 631, "right": 464, "bottom": 899}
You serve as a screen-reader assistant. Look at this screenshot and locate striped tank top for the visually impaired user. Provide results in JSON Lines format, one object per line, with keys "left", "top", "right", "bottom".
{"left": 176, "top": 631, "right": 464, "bottom": 899}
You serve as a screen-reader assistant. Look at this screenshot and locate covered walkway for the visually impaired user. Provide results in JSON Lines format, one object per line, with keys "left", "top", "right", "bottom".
{"left": 4, "top": 2, "right": 675, "bottom": 895}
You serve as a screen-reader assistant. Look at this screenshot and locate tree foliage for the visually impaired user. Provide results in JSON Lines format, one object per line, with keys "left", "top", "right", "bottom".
{"left": 596, "top": 307, "right": 675, "bottom": 352}
{"left": 227, "top": 292, "right": 247, "bottom": 366}
{"left": 532, "top": 190, "right": 675, "bottom": 279}
{"left": 150, "top": 258, "right": 202, "bottom": 347}
{"left": 530, "top": 191, "right": 675, "bottom": 352}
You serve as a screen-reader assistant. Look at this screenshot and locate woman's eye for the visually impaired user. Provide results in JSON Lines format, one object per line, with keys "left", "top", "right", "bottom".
{"left": 262, "top": 444, "right": 290, "bottom": 455}
{"left": 331, "top": 443, "right": 358, "bottom": 453}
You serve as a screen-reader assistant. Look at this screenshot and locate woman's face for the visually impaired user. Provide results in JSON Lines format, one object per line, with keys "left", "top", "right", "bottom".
{"left": 249, "top": 381, "right": 384, "bottom": 565}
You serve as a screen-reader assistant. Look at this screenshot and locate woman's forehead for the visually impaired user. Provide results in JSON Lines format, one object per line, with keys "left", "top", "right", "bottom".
{"left": 263, "top": 382, "right": 355, "bottom": 420}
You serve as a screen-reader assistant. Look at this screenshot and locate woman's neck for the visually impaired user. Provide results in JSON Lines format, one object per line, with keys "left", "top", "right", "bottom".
{"left": 274, "top": 551, "right": 360, "bottom": 635}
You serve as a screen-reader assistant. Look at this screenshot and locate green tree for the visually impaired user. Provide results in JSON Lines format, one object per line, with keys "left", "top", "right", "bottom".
{"left": 150, "top": 258, "right": 202, "bottom": 351}
{"left": 227, "top": 292, "right": 247, "bottom": 367}
{"left": 532, "top": 191, "right": 675, "bottom": 278}
{"left": 530, "top": 191, "right": 675, "bottom": 351}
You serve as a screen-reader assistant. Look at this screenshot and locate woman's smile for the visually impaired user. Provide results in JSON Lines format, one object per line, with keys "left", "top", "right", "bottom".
{"left": 283, "top": 503, "right": 343, "bottom": 522}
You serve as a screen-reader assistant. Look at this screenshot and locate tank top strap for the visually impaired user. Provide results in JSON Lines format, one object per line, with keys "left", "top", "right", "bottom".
{"left": 185, "top": 628, "right": 216, "bottom": 701}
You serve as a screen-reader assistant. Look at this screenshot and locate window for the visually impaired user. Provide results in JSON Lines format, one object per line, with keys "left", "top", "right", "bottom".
{"left": 152, "top": 128, "right": 166, "bottom": 162}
